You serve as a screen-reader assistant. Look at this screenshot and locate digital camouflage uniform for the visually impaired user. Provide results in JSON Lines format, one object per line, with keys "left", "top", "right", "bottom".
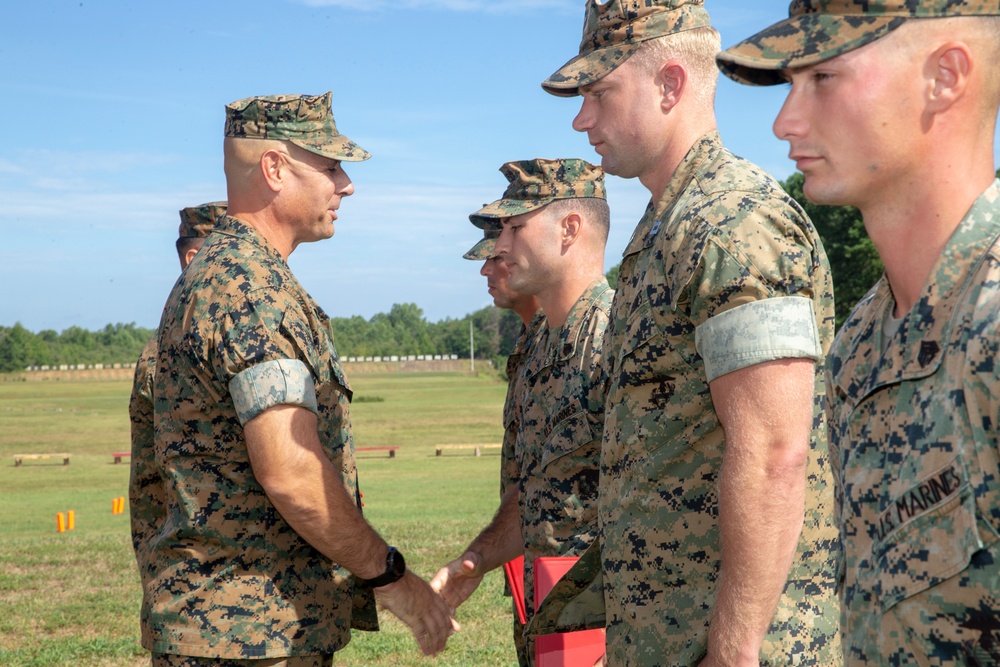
{"left": 826, "top": 181, "right": 1000, "bottom": 666}
{"left": 531, "top": 134, "right": 841, "bottom": 666}
{"left": 514, "top": 277, "right": 612, "bottom": 664}
{"left": 464, "top": 221, "right": 547, "bottom": 666}
{"left": 467, "top": 157, "right": 607, "bottom": 666}
{"left": 145, "top": 214, "right": 376, "bottom": 659}
{"left": 130, "top": 335, "right": 161, "bottom": 563}
{"left": 501, "top": 312, "right": 548, "bottom": 498}
{"left": 130, "top": 201, "right": 225, "bottom": 577}
{"left": 502, "top": 311, "right": 547, "bottom": 667}
{"left": 601, "top": 133, "right": 839, "bottom": 666}
{"left": 717, "top": 4, "right": 1000, "bottom": 665}
{"left": 139, "top": 93, "right": 376, "bottom": 662}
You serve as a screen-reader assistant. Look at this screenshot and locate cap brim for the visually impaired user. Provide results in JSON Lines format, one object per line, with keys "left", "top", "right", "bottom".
{"left": 463, "top": 236, "right": 496, "bottom": 260}
{"left": 717, "top": 14, "right": 905, "bottom": 86}
{"left": 291, "top": 135, "right": 371, "bottom": 162}
{"left": 542, "top": 43, "right": 643, "bottom": 97}
{"left": 468, "top": 198, "right": 551, "bottom": 228}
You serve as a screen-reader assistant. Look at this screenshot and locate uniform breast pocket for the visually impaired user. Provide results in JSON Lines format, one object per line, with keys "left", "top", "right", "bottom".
{"left": 615, "top": 299, "right": 665, "bottom": 387}
{"left": 539, "top": 411, "right": 601, "bottom": 515}
{"left": 873, "top": 461, "right": 984, "bottom": 613}
{"left": 540, "top": 410, "right": 599, "bottom": 471}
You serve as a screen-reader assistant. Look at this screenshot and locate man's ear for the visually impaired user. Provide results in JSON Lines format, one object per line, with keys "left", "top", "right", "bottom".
{"left": 657, "top": 62, "right": 686, "bottom": 113}
{"left": 260, "top": 149, "right": 285, "bottom": 192}
{"left": 561, "top": 212, "right": 583, "bottom": 249}
{"left": 926, "top": 41, "right": 972, "bottom": 115}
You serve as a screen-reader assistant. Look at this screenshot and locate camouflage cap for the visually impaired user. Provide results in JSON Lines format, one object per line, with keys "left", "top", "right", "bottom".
{"left": 542, "top": 0, "right": 712, "bottom": 97}
{"left": 463, "top": 221, "right": 502, "bottom": 260}
{"left": 178, "top": 201, "right": 227, "bottom": 240}
{"left": 469, "top": 158, "right": 606, "bottom": 229}
{"left": 717, "top": 0, "right": 1000, "bottom": 87}
{"left": 224, "top": 91, "right": 371, "bottom": 162}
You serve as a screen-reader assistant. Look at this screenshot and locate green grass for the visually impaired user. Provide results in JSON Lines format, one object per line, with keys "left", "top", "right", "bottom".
{"left": 0, "top": 373, "right": 519, "bottom": 666}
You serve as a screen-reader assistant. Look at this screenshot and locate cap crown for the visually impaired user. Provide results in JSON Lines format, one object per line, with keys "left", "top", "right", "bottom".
{"left": 224, "top": 91, "right": 370, "bottom": 162}
{"left": 543, "top": 0, "right": 711, "bottom": 96}
{"left": 789, "top": 0, "right": 1000, "bottom": 17}
{"left": 178, "top": 201, "right": 227, "bottom": 239}
{"left": 580, "top": 0, "right": 710, "bottom": 53}
{"left": 717, "top": 0, "right": 1000, "bottom": 86}
{"left": 501, "top": 158, "right": 606, "bottom": 203}
{"left": 468, "top": 158, "right": 606, "bottom": 228}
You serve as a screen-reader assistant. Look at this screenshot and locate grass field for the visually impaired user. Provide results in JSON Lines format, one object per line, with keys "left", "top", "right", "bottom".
{"left": 0, "top": 372, "right": 520, "bottom": 666}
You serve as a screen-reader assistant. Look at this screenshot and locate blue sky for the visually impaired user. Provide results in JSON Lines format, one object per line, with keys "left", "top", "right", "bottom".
{"left": 3, "top": 1, "right": 997, "bottom": 333}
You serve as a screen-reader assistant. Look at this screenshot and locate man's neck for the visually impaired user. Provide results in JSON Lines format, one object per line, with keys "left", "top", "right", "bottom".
{"left": 641, "top": 123, "right": 715, "bottom": 204}
{"left": 538, "top": 270, "right": 602, "bottom": 330}
{"left": 514, "top": 300, "right": 541, "bottom": 327}
{"left": 226, "top": 209, "right": 294, "bottom": 260}
{"left": 863, "top": 169, "right": 994, "bottom": 316}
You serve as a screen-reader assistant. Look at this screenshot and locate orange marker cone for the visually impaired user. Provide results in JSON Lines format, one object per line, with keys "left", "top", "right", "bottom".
{"left": 57, "top": 512, "right": 66, "bottom": 533}
{"left": 67, "top": 510, "right": 75, "bottom": 531}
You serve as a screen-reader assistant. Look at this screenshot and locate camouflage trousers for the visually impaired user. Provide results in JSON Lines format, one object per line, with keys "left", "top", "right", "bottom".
{"left": 152, "top": 654, "right": 333, "bottom": 667}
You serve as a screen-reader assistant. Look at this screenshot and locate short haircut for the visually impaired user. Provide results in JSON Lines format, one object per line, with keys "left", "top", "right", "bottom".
{"left": 898, "top": 17, "right": 1000, "bottom": 120}
{"left": 175, "top": 237, "right": 203, "bottom": 262}
{"left": 223, "top": 136, "right": 288, "bottom": 182}
{"left": 545, "top": 197, "right": 611, "bottom": 245}
{"left": 974, "top": 17, "right": 1000, "bottom": 111}
{"left": 628, "top": 26, "right": 722, "bottom": 111}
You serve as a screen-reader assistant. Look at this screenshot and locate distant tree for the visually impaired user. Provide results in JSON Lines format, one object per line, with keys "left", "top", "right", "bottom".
{"left": 432, "top": 317, "right": 474, "bottom": 358}
{"left": 386, "top": 303, "right": 434, "bottom": 355}
{"left": 0, "top": 322, "right": 153, "bottom": 372}
{"left": 0, "top": 324, "right": 35, "bottom": 372}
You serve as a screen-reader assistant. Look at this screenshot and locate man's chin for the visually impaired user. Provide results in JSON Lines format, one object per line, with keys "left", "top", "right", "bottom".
{"left": 802, "top": 178, "right": 848, "bottom": 208}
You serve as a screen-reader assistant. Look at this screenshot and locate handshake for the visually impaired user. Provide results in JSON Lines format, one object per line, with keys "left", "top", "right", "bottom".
{"left": 371, "top": 550, "right": 487, "bottom": 658}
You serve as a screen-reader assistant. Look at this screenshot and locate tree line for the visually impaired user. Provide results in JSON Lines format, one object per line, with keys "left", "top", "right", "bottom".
{"left": 0, "top": 306, "right": 527, "bottom": 375}
{"left": 5, "top": 169, "right": 998, "bottom": 374}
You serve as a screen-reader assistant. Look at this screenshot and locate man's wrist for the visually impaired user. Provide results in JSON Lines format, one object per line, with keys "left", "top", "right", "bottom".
{"left": 360, "top": 546, "right": 407, "bottom": 588}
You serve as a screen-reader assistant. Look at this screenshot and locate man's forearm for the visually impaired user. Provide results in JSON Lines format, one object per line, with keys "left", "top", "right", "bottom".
{"left": 706, "top": 358, "right": 815, "bottom": 666}
{"left": 467, "top": 487, "right": 524, "bottom": 572}
{"left": 245, "top": 404, "right": 390, "bottom": 579}
{"left": 710, "top": 444, "right": 806, "bottom": 664}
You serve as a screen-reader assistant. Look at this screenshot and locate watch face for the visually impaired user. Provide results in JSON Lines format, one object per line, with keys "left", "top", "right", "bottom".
{"left": 388, "top": 547, "right": 406, "bottom": 576}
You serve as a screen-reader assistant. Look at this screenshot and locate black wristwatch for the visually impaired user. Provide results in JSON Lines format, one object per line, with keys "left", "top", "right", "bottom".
{"left": 361, "top": 546, "right": 406, "bottom": 588}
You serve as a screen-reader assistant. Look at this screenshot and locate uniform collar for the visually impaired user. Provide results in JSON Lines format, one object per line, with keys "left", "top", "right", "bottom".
{"left": 544, "top": 277, "right": 612, "bottom": 366}
{"left": 214, "top": 214, "right": 288, "bottom": 265}
{"left": 622, "top": 131, "right": 723, "bottom": 258}
{"left": 834, "top": 180, "right": 1000, "bottom": 404}
{"left": 513, "top": 309, "right": 548, "bottom": 355}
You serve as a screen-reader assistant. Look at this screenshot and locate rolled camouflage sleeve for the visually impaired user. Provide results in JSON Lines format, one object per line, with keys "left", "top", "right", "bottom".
{"left": 229, "top": 358, "right": 318, "bottom": 425}
{"left": 695, "top": 296, "right": 821, "bottom": 382}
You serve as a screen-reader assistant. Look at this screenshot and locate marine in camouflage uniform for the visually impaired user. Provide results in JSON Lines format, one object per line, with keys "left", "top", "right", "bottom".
{"left": 141, "top": 92, "right": 454, "bottom": 665}
{"left": 129, "top": 201, "right": 225, "bottom": 611}
{"left": 511, "top": 274, "right": 611, "bottom": 661}
{"left": 827, "top": 184, "right": 1000, "bottom": 665}
{"left": 719, "top": 2, "right": 1000, "bottom": 664}
{"left": 462, "top": 222, "right": 546, "bottom": 503}
{"left": 533, "top": 2, "right": 842, "bottom": 665}
{"left": 433, "top": 159, "right": 611, "bottom": 667}
{"left": 464, "top": 221, "right": 546, "bottom": 666}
